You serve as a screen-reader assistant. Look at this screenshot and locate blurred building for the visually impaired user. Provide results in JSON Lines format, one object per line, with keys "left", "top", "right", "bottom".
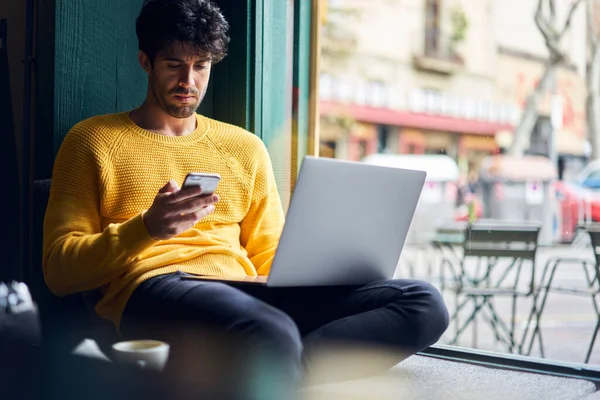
{"left": 319, "top": 0, "right": 589, "bottom": 177}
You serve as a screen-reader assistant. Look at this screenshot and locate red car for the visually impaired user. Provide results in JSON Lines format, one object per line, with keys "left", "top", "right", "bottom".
{"left": 555, "top": 161, "right": 600, "bottom": 243}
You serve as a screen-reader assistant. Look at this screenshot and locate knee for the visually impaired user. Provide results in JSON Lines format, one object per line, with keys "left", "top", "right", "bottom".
{"left": 406, "top": 281, "right": 449, "bottom": 348}
{"left": 243, "top": 306, "right": 303, "bottom": 361}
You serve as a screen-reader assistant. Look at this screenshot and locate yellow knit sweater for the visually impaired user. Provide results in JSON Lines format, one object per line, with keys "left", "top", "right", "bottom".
{"left": 43, "top": 112, "right": 285, "bottom": 327}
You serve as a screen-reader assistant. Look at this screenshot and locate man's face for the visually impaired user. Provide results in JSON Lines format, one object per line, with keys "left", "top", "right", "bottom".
{"left": 142, "top": 42, "right": 212, "bottom": 118}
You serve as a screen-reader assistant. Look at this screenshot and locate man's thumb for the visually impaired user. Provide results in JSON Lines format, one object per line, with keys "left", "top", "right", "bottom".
{"left": 159, "top": 180, "right": 179, "bottom": 194}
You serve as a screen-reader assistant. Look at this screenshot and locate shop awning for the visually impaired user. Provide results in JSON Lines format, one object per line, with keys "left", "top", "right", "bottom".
{"left": 320, "top": 101, "right": 515, "bottom": 136}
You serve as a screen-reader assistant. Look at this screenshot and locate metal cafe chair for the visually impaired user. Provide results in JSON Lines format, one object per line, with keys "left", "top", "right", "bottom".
{"left": 431, "top": 220, "right": 468, "bottom": 292}
{"left": 523, "top": 226, "right": 600, "bottom": 363}
{"left": 446, "top": 221, "right": 541, "bottom": 354}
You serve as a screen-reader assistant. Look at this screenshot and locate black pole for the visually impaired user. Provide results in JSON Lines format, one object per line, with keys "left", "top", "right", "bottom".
{"left": 21, "top": 0, "right": 35, "bottom": 281}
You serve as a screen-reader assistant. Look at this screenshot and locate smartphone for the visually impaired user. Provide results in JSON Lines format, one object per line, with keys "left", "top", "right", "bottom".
{"left": 182, "top": 172, "right": 221, "bottom": 197}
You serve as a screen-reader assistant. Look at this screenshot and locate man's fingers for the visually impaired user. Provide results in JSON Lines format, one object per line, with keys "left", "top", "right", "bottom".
{"left": 159, "top": 180, "right": 180, "bottom": 194}
{"left": 174, "top": 196, "right": 218, "bottom": 217}
{"left": 166, "top": 194, "right": 219, "bottom": 215}
{"left": 179, "top": 204, "right": 216, "bottom": 225}
{"left": 165, "top": 186, "right": 205, "bottom": 204}
{"left": 193, "top": 204, "right": 216, "bottom": 220}
{"left": 156, "top": 203, "right": 216, "bottom": 239}
{"left": 158, "top": 181, "right": 171, "bottom": 193}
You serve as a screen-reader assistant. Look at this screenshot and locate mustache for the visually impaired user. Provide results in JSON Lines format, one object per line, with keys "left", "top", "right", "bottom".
{"left": 171, "top": 88, "right": 199, "bottom": 96}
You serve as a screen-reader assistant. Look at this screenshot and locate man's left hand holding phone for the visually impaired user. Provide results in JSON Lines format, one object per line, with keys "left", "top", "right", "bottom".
{"left": 143, "top": 173, "right": 221, "bottom": 240}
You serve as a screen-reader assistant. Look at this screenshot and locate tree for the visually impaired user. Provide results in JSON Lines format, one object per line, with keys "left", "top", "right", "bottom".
{"left": 449, "top": 2, "right": 469, "bottom": 61}
{"left": 509, "top": 0, "right": 584, "bottom": 156}
{"left": 587, "top": 0, "right": 600, "bottom": 160}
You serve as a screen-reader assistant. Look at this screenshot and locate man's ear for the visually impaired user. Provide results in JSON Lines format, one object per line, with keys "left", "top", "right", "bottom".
{"left": 138, "top": 50, "right": 152, "bottom": 73}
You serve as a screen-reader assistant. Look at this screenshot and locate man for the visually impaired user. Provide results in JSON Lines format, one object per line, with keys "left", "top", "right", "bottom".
{"left": 43, "top": 0, "right": 448, "bottom": 389}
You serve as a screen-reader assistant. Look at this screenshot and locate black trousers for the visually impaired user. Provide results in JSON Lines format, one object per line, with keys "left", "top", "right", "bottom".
{"left": 121, "top": 271, "right": 449, "bottom": 395}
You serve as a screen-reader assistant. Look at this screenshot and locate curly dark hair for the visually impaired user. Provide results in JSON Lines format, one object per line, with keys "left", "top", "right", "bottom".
{"left": 136, "top": 0, "right": 230, "bottom": 64}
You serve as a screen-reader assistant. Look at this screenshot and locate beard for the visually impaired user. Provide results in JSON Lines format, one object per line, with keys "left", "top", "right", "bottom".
{"left": 151, "top": 77, "right": 206, "bottom": 119}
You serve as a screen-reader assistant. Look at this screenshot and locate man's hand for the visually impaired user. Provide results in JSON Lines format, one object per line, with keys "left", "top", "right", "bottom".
{"left": 143, "top": 180, "right": 219, "bottom": 240}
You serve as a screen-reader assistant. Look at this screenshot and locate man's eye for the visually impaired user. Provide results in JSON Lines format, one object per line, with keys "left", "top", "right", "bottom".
{"left": 195, "top": 64, "right": 208, "bottom": 70}
{"left": 167, "top": 64, "right": 180, "bottom": 69}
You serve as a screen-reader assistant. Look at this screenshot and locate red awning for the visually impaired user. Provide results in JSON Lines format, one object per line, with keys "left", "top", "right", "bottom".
{"left": 320, "top": 101, "right": 515, "bottom": 136}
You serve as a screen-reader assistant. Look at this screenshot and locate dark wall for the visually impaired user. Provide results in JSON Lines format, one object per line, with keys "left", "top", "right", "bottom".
{"left": 35, "top": 0, "right": 252, "bottom": 179}
{"left": 52, "top": 0, "right": 148, "bottom": 145}
{"left": 0, "top": 0, "right": 25, "bottom": 159}
{"left": 0, "top": 3, "right": 25, "bottom": 282}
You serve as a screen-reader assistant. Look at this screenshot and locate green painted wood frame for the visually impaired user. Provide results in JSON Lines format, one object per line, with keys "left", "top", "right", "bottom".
{"left": 254, "top": 0, "right": 314, "bottom": 205}
{"left": 35, "top": 0, "right": 313, "bottom": 205}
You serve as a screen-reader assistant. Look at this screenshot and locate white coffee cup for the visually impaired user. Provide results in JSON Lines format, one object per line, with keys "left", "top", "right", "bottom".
{"left": 111, "top": 340, "right": 170, "bottom": 371}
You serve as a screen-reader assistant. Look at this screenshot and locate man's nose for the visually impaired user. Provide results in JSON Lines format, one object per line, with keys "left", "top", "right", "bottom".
{"left": 179, "top": 67, "right": 195, "bottom": 88}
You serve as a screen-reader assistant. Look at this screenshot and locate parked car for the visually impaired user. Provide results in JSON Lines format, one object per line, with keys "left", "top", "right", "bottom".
{"left": 555, "top": 159, "right": 600, "bottom": 242}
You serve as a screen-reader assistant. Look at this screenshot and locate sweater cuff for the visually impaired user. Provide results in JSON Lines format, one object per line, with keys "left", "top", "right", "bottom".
{"left": 115, "top": 212, "right": 158, "bottom": 257}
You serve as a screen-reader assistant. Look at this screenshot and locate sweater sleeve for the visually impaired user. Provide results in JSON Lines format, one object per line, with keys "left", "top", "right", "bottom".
{"left": 42, "top": 125, "right": 158, "bottom": 296}
{"left": 239, "top": 139, "right": 285, "bottom": 276}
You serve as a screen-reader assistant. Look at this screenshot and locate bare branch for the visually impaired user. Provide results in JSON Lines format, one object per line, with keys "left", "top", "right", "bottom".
{"left": 588, "top": 0, "right": 600, "bottom": 47}
{"left": 534, "top": 0, "right": 564, "bottom": 59}
{"left": 588, "top": 0, "right": 593, "bottom": 41}
{"left": 535, "top": 0, "right": 552, "bottom": 41}
{"left": 549, "top": 0, "right": 556, "bottom": 26}
{"left": 558, "top": 0, "right": 584, "bottom": 39}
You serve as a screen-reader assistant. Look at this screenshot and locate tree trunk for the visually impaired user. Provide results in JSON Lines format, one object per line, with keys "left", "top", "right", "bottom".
{"left": 508, "top": 64, "right": 557, "bottom": 156}
{"left": 588, "top": 40, "right": 600, "bottom": 160}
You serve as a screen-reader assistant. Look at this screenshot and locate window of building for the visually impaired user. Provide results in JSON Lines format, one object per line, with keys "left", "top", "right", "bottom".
{"left": 366, "top": 81, "right": 387, "bottom": 108}
{"left": 377, "top": 125, "right": 389, "bottom": 153}
{"left": 425, "top": 0, "right": 441, "bottom": 56}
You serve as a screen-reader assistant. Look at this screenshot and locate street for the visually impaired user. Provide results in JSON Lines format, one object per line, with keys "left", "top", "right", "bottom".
{"left": 397, "top": 245, "right": 600, "bottom": 366}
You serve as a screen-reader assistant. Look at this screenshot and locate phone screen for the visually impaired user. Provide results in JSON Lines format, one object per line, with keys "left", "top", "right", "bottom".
{"left": 182, "top": 173, "right": 221, "bottom": 196}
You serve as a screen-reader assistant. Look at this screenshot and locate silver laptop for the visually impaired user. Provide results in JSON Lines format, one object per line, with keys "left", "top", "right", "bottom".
{"left": 183, "top": 156, "right": 426, "bottom": 287}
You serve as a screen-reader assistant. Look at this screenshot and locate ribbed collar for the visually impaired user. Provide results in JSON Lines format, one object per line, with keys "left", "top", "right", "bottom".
{"left": 118, "top": 111, "right": 209, "bottom": 145}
